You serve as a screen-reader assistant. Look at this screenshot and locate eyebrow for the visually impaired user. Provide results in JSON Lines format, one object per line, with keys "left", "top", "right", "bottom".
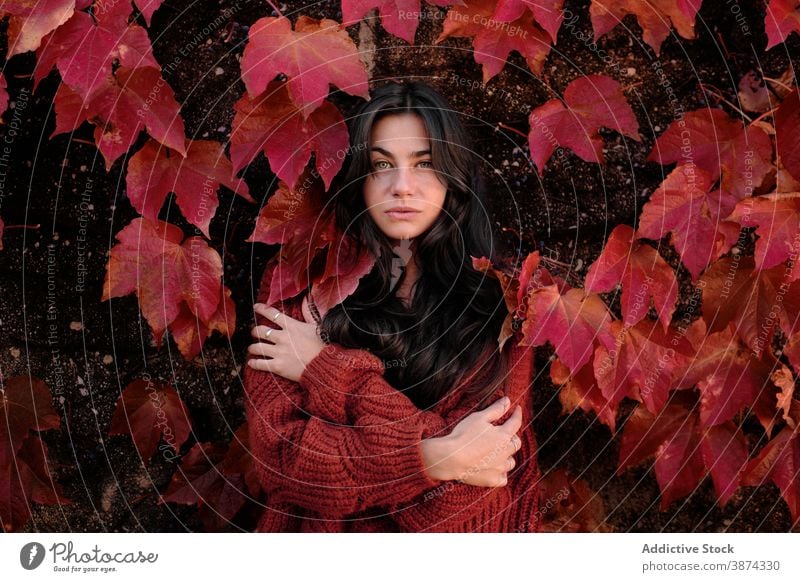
{"left": 370, "top": 146, "right": 431, "bottom": 158}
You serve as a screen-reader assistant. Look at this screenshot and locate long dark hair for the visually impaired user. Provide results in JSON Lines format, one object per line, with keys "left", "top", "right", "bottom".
{"left": 318, "top": 81, "right": 510, "bottom": 410}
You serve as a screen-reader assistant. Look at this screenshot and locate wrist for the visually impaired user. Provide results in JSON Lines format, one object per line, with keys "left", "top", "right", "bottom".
{"left": 420, "top": 435, "right": 458, "bottom": 482}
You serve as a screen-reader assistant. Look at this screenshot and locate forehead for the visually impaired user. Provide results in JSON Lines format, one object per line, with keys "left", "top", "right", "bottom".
{"left": 370, "top": 114, "right": 431, "bottom": 150}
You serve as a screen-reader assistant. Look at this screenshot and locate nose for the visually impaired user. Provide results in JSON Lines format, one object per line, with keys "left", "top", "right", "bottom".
{"left": 391, "top": 165, "right": 415, "bottom": 197}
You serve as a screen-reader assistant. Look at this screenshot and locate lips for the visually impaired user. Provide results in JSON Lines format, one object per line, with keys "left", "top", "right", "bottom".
{"left": 385, "top": 207, "right": 421, "bottom": 220}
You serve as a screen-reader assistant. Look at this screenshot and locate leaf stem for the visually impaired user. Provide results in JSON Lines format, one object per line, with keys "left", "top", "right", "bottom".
{"left": 497, "top": 122, "right": 528, "bottom": 140}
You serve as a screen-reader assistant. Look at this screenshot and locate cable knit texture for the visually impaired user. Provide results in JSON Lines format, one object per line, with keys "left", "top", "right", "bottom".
{"left": 243, "top": 264, "right": 542, "bottom": 532}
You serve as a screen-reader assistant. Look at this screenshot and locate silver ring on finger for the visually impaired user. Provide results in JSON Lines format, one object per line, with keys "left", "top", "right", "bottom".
{"left": 272, "top": 312, "right": 280, "bottom": 321}
{"left": 265, "top": 328, "right": 273, "bottom": 338}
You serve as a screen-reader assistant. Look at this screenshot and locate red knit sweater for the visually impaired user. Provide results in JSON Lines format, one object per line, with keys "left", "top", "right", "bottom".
{"left": 243, "top": 268, "right": 542, "bottom": 533}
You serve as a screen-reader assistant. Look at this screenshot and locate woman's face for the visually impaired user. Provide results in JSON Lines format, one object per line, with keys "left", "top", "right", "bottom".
{"left": 363, "top": 113, "right": 448, "bottom": 247}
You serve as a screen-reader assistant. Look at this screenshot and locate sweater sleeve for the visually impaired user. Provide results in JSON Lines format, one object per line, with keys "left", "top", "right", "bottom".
{"left": 300, "top": 323, "right": 541, "bottom": 532}
{"left": 381, "top": 339, "right": 542, "bottom": 532}
{"left": 244, "top": 295, "right": 454, "bottom": 519}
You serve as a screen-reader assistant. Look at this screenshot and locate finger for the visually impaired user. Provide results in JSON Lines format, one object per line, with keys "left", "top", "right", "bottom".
{"left": 481, "top": 396, "right": 511, "bottom": 422}
{"left": 253, "top": 304, "right": 288, "bottom": 327}
{"left": 506, "top": 456, "right": 516, "bottom": 471}
{"left": 494, "top": 474, "right": 508, "bottom": 487}
{"left": 251, "top": 325, "right": 281, "bottom": 342}
{"left": 247, "top": 357, "right": 274, "bottom": 372}
{"left": 247, "top": 342, "right": 274, "bottom": 358}
{"left": 501, "top": 405, "right": 523, "bottom": 434}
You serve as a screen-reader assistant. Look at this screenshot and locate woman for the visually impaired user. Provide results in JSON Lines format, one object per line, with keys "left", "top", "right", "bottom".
{"left": 243, "top": 81, "right": 541, "bottom": 532}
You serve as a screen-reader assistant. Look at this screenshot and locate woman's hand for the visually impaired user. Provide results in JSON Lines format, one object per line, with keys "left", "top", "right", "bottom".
{"left": 247, "top": 303, "right": 327, "bottom": 382}
{"left": 420, "top": 397, "right": 523, "bottom": 487}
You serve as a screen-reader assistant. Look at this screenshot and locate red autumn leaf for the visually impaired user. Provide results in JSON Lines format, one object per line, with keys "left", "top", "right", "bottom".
{"left": 1, "top": 376, "right": 68, "bottom": 531}
{"left": 311, "top": 232, "right": 377, "bottom": 315}
{"left": 537, "top": 467, "right": 610, "bottom": 532}
{"left": 785, "top": 334, "right": 800, "bottom": 376}
{"left": 247, "top": 167, "right": 332, "bottom": 246}
{"left": 772, "top": 365, "right": 796, "bottom": 428}
{"left": 585, "top": 224, "right": 677, "bottom": 330}
{"left": 219, "top": 423, "right": 262, "bottom": 497}
{"left": 618, "top": 393, "right": 748, "bottom": 509}
{"left": 34, "top": 2, "right": 159, "bottom": 98}
{"left": 551, "top": 353, "right": 617, "bottom": 430}
{"left": 230, "top": 80, "right": 349, "bottom": 191}
{"left": 520, "top": 284, "right": 614, "bottom": 372}
{"left": 1, "top": 435, "right": 71, "bottom": 532}
{"left": 527, "top": 74, "right": 641, "bottom": 174}
{"left": 133, "top": 0, "right": 166, "bottom": 26}
{"left": 700, "top": 257, "right": 800, "bottom": 355}
{"left": 492, "top": 0, "right": 564, "bottom": 43}
{"left": 682, "top": 324, "right": 781, "bottom": 428}
{"left": 102, "top": 218, "right": 232, "bottom": 357}
{"left": 108, "top": 378, "right": 192, "bottom": 461}
{"left": 765, "top": 0, "right": 800, "bottom": 50}
{"left": 647, "top": 108, "right": 773, "bottom": 200}
{"left": 594, "top": 319, "right": 696, "bottom": 414}
{"left": 590, "top": 0, "right": 702, "bottom": 55}
{"left": 1, "top": 0, "right": 75, "bottom": 57}
{"left": 775, "top": 89, "right": 800, "bottom": 183}
{"left": 472, "top": 253, "right": 534, "bottom": 349}
{"left": 341, "top": 0, "right": 464, "bottom": 44}
{"left": 0, "top": 73, "right": 7, "bottom": 118}
{"left": 741, "top": 410, "right": 800, "bottom": 524}
{"left": 436, "top": 0, "right": 553, "bottom": 84}
{"left": 727, "top": 193, "right": 800, "bottom": 279}
{"left": 240, "top": 15, "right": 369, "bottom": 113}
{"left": 161, "top": 441, "right": 248, "bottom": 531}
{"left": 169, "top": 285, "right": 237, "bottom": 359}
{"left": 126, "top": 139, "right": 253, "bottom": 238}
{"left": 636, "top": 166, "right": 741, "bottom": 280}
{"left": 52, "top": 67, "right": 187, "bottom": 170}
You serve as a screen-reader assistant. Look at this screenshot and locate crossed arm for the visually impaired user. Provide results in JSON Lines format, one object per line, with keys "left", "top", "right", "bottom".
{"left": 243, "top": 296, "right": 529, "bottom": 526}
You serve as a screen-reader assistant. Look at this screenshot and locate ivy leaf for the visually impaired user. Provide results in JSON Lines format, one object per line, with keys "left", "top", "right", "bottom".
{"left": 536, "top": 467, "right": 609, "bottom": 532}
{"left": 527, "top": 75, "right": 641, "bottom": 174}
{"left": 102, "top": 218, "right": 232, "bottom": 357}
{"left": 133, "top": 0, "right": 166, "bottom": 26}
{"left": 170, "top": 286, "right": 237, "bottom": 359}
{"left": 127, "top": 139, "right": 253, "bottom": 238}
{"left": 520, "top": 284, "right": 614, "bottom": 372}
{"left": 590, "top": 0, "right": 703, "bottom": 55}
{"left": 594, "top": 319, "right": 696, "bottom": 414}
{"left": 161, "top": 441, "right": 248, "bottom": 531}
{"left": 1, "top": 0, "right": 76, "bottom": 57}
{"left": 240, "top": 15, "right": 369, "bottom": 113}
{"left": 492, "top": 0, "right": 565, "bottom": 43}
{"left": 311, "top": 233, "right": 377, "bottom": 316}
{"left": 585, "top": 224, "right": 677, "bottom": 330}
{"left": 247, "top": 167, "right": 331, "bottom": 246}
{"left": 700, "top": 257, "right": 800, "bottom": 355}
{"left": 0, "top": 73, "right": 7, "bottom": 118}
{"left": 765, "top": 0, "right": 800, "bottom": 50}
{"left": 741, "top": 406, "right": 800, "bottom": 524}
{"left": 551, "top": 352, "right": 617, "bottom": 430}
{"left": 231, "top": 80, "right": 349, "bottom": 191}
{"left": 436, "top": 0, "right": 553, "bottom": 84}
{"left": 108, "top": 378, "right": 192, "bottom": 462}
{"left": 1, "top": 377, "right": 67, "bottom": 532}
{"left": 727, "top": 193, "right": 800, "bottom": 279}
{"left": 775, "top": 89, "right": 800, "bottom": 183}
{"left": 34, "top": 2, "right": 159, "bottom": 98}
{"left": 682, "top": 324, "right": 780, "bottom": 428}
{"left": 647, "top": 108, "right": 773, "bottom": 200}
{"left": 1, "top": 436, "right": 71, "bottom": 532}
{"left": 342, "top": 0, "right": 465, "bottom": 44}
{"left": 52, "top": 67, "right": 187, "bottom": 170}
{"left": 636, "top": 166, "right": 741, "bottom": 280}
{"left": 618, "top": 393, "right": 748, "bottom": 509}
